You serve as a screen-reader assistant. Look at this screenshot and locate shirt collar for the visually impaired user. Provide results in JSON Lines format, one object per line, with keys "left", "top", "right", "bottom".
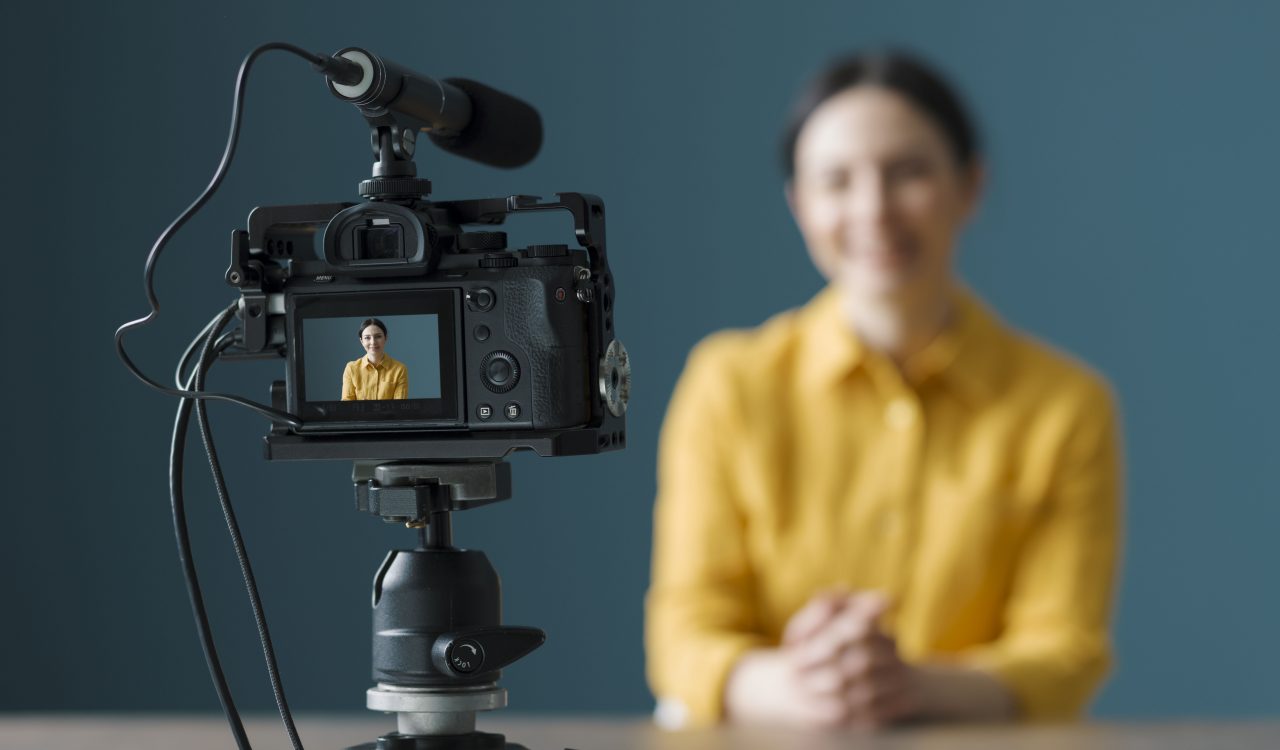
{"left": 363, "top": 354, "right": 386, "bottom": 369}
{"left": 799, "top": 285, "right": 865, "bottom": 384}
{"left": 800, "top": 283, "right": 1006, "bottom": 403}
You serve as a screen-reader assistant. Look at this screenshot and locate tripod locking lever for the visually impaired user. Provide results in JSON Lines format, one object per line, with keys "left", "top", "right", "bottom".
{"left": 432, "top": 626, "right": 546, "bottom": 677}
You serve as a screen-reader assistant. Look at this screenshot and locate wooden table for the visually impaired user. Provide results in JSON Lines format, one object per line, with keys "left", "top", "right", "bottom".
{"left": 1, "top": 715, "right": 1277, "bottom": 749}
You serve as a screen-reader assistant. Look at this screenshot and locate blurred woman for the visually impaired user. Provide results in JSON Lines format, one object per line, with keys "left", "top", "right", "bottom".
{"left": 645, "top": 51, "right": 1122, "bottom": 729}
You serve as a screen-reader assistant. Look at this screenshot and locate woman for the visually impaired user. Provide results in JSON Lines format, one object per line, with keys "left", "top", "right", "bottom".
{"left": 341, "top": 318, "right": 409, "bottom": 400}
{"left": 645, "top": 52, "right": 1121, "bottom": 729}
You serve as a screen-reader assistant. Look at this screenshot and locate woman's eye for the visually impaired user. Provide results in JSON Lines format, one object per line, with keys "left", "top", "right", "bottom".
{"left": 888, "top": 158, "right": 933, "bottom": 182}
{"left": 816, "top": 171, "right": 850, "bottom": 191}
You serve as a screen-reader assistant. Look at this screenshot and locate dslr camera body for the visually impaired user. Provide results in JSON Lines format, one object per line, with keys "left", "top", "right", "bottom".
{"left": 223, "top": 47, "right": 629, "bottom": 462}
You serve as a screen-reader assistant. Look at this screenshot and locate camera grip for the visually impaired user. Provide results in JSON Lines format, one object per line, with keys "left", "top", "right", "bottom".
{"left": 502, "top": 273, "right": 590, "bottom": 429}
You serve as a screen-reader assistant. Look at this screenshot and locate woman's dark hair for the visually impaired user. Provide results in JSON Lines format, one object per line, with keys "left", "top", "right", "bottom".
{"left": 358, "top": 318, "right": 388, "bottom": 338}
{"left": 781, "top": 50, "right": 980, "bottom": 178}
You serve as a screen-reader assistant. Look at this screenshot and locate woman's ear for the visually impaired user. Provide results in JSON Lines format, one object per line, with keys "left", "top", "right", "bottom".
{"left": 784, "top": 180, "right": 799, "bottom": 228}
{"left": 960, "top": 160, "right": 986, "bottom": 222}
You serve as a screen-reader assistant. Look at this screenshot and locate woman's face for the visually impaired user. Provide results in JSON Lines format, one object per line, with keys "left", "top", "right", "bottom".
{"left": 360, "top": 325, "right": 387, "bottom": 360}
{"left": 788, "top": 86, "right": 980, "bottom": 306}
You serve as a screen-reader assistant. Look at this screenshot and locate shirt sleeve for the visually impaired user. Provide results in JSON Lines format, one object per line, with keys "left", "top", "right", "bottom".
{"left": 645, "top": 336, "right": 769, "bottom": 728}
{"left": 342, "top": 362, "right": 356, "bottom": 401}
{"left": 394, "top": 364, "right": 408, "bottom": 400}
{"left": 955, "top": 378, "right": 1123, "bottom": 720}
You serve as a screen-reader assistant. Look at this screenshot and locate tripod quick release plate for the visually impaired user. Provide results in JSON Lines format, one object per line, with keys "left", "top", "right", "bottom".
{"left": 355, "top": 461, "right": 513, "bottom": 523}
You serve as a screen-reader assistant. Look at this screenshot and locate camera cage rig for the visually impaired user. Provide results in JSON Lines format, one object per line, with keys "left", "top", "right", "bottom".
{"left": 228, "top": 192, "right": 628, "bottom": 462}
{"left": 221, "top": 55, "right": 629, "bottom": 462}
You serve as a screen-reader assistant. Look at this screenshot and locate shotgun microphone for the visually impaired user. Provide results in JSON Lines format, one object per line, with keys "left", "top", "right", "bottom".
{"left": 321, "top": 47, "right": 542, "bottom": 168}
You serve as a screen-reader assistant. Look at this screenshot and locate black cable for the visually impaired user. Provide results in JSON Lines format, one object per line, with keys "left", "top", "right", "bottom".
{"left": 138, "top": 40, "right": 351, "bottom": 750}
{"left": 176, "top": 302, "right": 236, "bottom": 388}
{"left": 114, "top": 41, "right": 333, "bottom": 427}
{"left": 195, "top": 320, "right": 305, "bottom": 750}
{"left": 170, "top": 308, "right": 252, "bottom": 750}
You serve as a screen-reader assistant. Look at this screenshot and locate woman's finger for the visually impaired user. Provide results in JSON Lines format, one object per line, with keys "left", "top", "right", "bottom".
{"left": 782, "top": 590, "right": 848, "bottom": 646}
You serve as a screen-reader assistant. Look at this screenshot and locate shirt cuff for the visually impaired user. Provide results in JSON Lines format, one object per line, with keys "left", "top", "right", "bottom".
{"left": 956, "top": 643, "right": 1109, "bottom": 721}
{"left": 652, "top": 634, "right": 766, "bottom": 729}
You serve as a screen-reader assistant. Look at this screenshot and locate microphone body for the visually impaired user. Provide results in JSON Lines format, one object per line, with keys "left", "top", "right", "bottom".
{"left": 325, "top": 47, "right": 541, "bottom": 169}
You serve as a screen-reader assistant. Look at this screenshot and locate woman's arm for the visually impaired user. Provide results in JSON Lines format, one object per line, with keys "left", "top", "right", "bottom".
{"left": 394, "top": 363, "right": 407, "bottom": 400}
{"left": 646, "top": 336, "right": 768, "bottom": 728}
{"left": 342, "top": 362, "right": 356, "bottom": 401}
{"left": 949, "top": 379, "right": 1123, "bottom": 720}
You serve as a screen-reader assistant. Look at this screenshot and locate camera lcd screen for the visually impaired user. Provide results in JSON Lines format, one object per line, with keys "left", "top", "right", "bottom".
{"left": 289, "top": 289, "right": 462, "bottom": 429}
{"left": 303, "top": 314, "right": 441, "bottom": 399}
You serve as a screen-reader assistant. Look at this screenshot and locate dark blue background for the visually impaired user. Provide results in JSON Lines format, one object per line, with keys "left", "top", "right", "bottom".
{"left": 2, "top": 0, "right": 1277, "bottom": 720}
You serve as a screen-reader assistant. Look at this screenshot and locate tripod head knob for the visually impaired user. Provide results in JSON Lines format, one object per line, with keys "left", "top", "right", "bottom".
{"left": 434, "top": 627, "right": 546, "bottom": 677}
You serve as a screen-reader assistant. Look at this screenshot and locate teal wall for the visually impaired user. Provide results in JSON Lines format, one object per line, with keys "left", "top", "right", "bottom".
{"left": 2, "top": 0, "right": 1277, "bottom": 719}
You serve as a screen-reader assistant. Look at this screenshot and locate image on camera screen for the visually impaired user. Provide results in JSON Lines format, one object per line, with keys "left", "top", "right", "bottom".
{"left": 301, "top": 314, "right": 442, "bottom": 402}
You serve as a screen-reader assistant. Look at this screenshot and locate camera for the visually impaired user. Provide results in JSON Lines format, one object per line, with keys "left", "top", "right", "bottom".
{"left": 117, "top": 45, "right": 633, "bottom": 750}
{"left": 220, "top": 48, "right": 630, "bottom": 463}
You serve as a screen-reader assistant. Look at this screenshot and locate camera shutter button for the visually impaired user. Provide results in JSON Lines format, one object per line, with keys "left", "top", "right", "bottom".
{"left": 480, "top": 351, "right": 520, "bottom": 393}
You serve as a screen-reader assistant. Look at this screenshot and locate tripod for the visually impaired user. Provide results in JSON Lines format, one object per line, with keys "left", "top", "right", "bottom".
{"left": 349, "top": 460, "right": 544, "bottom": 750}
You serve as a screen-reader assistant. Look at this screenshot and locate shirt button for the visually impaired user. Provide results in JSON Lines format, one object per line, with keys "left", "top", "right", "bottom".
{"left": 885, "top": 398, "right": 917, "bottom": 430}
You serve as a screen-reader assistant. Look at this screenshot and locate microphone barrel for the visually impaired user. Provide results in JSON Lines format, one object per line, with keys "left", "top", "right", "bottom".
{"left": 328, "top": 48, "right": 470, "bottom": 135}
{"left": 427, "top": 77, "right": 543, "bottom": 169}
{"left": 397, "top": 76, "right": 473, "bottom": 138}
{"left": 328, "top": 48, "right": 542, "bottom": 169}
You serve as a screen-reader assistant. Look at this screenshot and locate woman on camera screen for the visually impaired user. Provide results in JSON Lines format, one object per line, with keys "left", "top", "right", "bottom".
{"left": 341, "top": 318, "right": 409, "bottom": 400}
{"left": 645, "top": 51, "right": 1121, "bottom": 728}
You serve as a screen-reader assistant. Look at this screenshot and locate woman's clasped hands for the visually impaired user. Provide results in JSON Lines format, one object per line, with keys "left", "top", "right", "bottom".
{"left": 725, "top": 591, "right": 922, "bottom": 729}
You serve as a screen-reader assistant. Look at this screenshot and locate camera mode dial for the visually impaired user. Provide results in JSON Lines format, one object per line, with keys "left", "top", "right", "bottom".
{"left": 480, "top": 351, "right": 520, "bottom": 393}
{"left": 524, "top": 244, "right": 568, "bottom": 257}
{"left": 479, "top": 254, "right": 518, "bottom": 268}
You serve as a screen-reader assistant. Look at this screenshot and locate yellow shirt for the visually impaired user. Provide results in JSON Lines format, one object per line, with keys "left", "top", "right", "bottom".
{"left": 645, "top": 285, "right": 1122, "bottom": 726}
{"left": 341, "top": 355, "right": 408, "bottom": 400}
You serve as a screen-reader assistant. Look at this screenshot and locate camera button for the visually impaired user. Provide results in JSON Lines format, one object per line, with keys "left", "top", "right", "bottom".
{"left": 477, "top": 404, "right": 494, "bottom": 421}
{"left": 474, "top": 325, "right": 490, "bottom": 342}
{"left": 488, "top": 359, "right": 513, "bottom": 384}
{"left": 504, "top": 402, "right": 521, "bottom": 421}
{"left": 466, "top": 287, "right": 496, "bottom": 312}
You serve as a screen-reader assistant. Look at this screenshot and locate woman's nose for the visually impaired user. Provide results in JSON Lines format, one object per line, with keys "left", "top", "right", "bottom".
{"left": 847, "top": 173, "right": 890, "bottom": 221}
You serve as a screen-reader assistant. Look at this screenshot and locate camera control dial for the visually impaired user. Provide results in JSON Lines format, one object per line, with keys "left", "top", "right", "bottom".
{"left": 480, "top": 351, "right": 520, "bottom": 393}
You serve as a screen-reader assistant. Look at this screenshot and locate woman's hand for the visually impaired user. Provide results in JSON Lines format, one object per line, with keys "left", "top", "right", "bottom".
{"left": 724, "top": 590, "right": 1016, "bottom": 727}
{"left": 723, "top": 646, "right": 853, "bottom": 728}
{"left": 785, "top": 591, "right": 921, "bottom": 728}
{"left": 724, "top": 590, "right": 919, "bottom": 728}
